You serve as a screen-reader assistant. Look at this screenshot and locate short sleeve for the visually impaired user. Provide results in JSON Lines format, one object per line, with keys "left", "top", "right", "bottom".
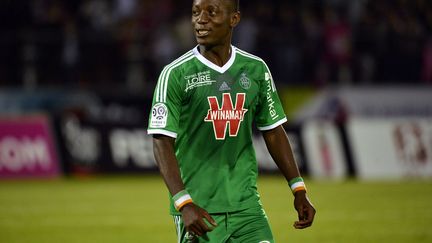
{"left": 147, "top": 66, "right": 183, "bottom": 138}
{"left": 255, "top": 62, "right": 287, "bottom": 130}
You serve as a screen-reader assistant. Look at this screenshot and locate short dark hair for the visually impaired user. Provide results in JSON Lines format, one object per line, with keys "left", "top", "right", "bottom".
{"left": 229, "top": 0, "right": 239, "bottom": 12}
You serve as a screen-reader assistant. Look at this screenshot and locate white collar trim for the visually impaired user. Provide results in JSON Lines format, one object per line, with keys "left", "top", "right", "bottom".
{"left": 193, "top": 45, "right": 236, "bottom": 73}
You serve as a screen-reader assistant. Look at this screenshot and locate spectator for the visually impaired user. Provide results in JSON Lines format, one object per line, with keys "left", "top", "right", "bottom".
{"left": 1, "top": 0, "right": 431, "bottom": 91}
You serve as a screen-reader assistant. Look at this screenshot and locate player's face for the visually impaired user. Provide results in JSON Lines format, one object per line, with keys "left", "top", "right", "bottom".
{"left": 192, "top": 0, "right": 240, "bottom": 47}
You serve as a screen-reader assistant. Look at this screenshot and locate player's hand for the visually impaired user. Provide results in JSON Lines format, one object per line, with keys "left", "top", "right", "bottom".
{"left": 180, "top": 203, "right": 218, "bottom": 237}
{"left": 293, "top": 190, "right": 316, "bottom": 229}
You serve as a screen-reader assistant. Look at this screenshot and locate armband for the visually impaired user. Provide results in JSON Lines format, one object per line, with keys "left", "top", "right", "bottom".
{"left": 173, "top": 190, "right": 193, "bottom": 211}
{"left": 288, "top": 177, "right": 307, "bottom": 194}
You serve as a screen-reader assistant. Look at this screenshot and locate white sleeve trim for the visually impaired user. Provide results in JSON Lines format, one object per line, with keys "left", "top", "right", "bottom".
{"left": 147, "top": 129, "right": 178, "bottom": 138}
{"left": 257, "top": 117, "right": 287, "bottom": 131}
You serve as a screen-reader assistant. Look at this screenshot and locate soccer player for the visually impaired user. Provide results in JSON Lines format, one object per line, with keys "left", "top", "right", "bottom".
{"left": 148, "top": 0, "right": 316, "bottom": 242}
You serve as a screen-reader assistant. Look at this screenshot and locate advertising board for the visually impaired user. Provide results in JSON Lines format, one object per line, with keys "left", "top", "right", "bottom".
{"left": 0, "top": 115, "right": 59, "bottom": 178}
{"left": 302, "top": 120, "right": 347, "bottom": 179}
{"left": 347, "top": 118, "right": 432, "bottom": 179}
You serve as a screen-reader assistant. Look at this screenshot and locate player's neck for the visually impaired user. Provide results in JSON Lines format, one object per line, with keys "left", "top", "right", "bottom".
{"left": 198, "top": 43, "right": 232, "bottom": 67}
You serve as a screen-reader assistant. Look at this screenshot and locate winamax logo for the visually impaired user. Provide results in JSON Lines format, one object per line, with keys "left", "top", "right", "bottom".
{"left": 204, "top": 93, "right": 248, "bottom": 140}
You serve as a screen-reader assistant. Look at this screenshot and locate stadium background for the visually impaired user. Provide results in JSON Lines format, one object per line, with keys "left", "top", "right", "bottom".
{"left": 1, "top": 0, "right": 432, "bottom": 242}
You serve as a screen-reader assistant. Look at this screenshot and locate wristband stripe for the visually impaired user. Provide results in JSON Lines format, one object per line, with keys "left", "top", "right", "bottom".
{"left": 176, "top": 197, "right": 193, "bottom": 211}
{"left": 172, "top": 190, "right": 188, "bottom": 201}
{"left": 175, "top": 196, "right": 193, "bottom": 211}
{"left": 288, "top": 177, "right": 307, "bottom": 194}
{"left": 288, "top": 177, "right": 304, "bottom": 186}
{"left": 293, "top": 186, "right": 306, "bottom": 193}
{"left": 173, "top": 190, "right": 193, "bottom": 211}
{"left": 291, "top": 182, "right": 306, "bottom": 193}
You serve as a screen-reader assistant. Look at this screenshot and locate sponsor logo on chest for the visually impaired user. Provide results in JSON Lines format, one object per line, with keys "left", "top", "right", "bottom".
{"left": 204, "top": 93, "right": 248, "bottom": 140}
{"left": 184, "top": 70, "right": 216, "bottom": 92}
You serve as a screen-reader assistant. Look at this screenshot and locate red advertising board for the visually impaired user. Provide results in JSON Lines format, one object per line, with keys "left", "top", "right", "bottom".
{"left": 0, "top": 115, "right": 59, "bottom": 178}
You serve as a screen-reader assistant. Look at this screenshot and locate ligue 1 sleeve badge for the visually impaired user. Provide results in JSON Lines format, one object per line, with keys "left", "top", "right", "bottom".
{"left": 151, "top": 103, "right": 168, "bottom": 128}
{"left": 239, "top": 72, "right": 251, "bottom": 90}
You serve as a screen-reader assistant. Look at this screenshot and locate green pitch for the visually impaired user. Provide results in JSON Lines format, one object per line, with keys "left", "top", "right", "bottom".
{"left": 1, "top": 175, "right": 431, "bottom": 243}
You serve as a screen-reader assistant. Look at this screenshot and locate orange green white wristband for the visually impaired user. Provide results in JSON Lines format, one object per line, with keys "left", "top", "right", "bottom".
{"left": 173, "top": 190, "right": 193, "bottom": 211}
{"left": 288, "top": 177, "right": 307, "bottom": 194}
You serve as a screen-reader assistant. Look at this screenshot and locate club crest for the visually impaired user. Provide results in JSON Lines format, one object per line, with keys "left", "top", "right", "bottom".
{"left": 239, "top": 72, "right": 251, "bottom": 90}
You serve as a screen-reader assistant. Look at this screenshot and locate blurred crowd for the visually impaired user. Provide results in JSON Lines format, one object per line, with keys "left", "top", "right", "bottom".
{"left": 1, "top": 0, "right": 432, "bottom": 93}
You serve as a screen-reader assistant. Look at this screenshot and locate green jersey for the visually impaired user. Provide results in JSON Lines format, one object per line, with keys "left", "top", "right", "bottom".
{"left": 148, "top": 46, "right": 287, "bottom": 214}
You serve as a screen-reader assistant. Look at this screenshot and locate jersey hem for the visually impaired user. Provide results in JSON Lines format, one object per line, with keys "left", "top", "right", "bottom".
{"left": 257, "top": 117, "right": 287, "bottom": 131}
{"left": 147, "top": 129, "right": 178, "bottom": 138}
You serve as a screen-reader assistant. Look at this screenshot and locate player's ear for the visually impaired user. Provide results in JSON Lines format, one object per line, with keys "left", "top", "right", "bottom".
{"left": 230, "top": 11, "right": 241, "bottom": 28}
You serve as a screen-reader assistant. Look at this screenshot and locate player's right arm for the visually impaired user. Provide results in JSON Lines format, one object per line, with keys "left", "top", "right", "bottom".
{"left": 149, "top": 64, "right": 216, "bottom": 237}
{"left": 152, "top": 135, "right": 217, "bottom": 236}
{"left": 152, "top": 134, "right": 184, "bottom": 198}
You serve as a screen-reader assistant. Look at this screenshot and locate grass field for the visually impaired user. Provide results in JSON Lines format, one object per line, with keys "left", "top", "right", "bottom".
{"left": 1, "top": 175, "right": 432, "bottom": 243}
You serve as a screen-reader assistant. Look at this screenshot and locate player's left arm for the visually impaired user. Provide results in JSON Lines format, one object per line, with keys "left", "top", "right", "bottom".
{"left": 262, "top": 125, "right": 316, "bottom": 229}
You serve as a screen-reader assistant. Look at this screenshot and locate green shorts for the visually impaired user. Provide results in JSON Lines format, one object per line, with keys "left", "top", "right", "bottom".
{"left": 173, "top": 206, "right": 274, "bottom": 243}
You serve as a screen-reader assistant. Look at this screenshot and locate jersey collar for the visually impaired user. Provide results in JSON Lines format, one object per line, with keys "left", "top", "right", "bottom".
{"left": 193, "top": 45, "right": 236, "bottom": 74}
